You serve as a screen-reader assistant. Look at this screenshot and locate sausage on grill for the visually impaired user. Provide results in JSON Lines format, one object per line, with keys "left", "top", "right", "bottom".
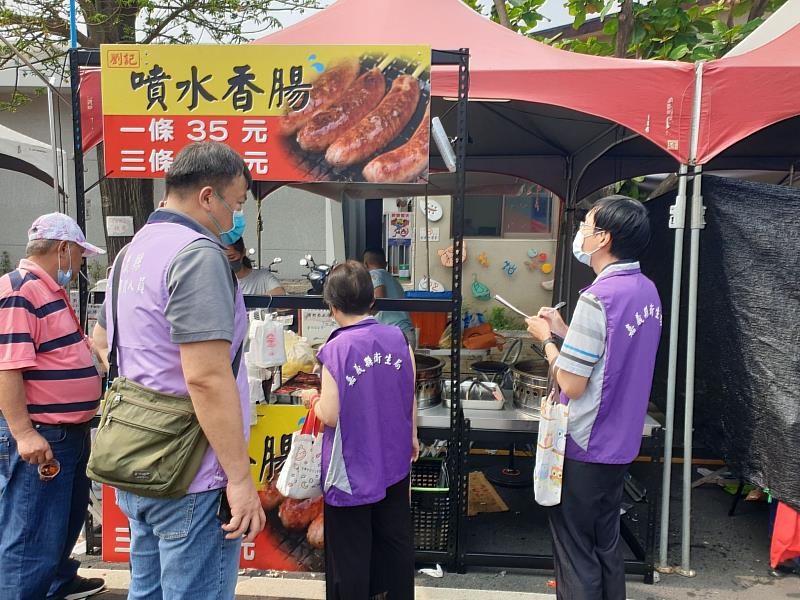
{"left": 258, "top": 475, "right": 285, "bottom": 513}
{"left": 297, "top": 69, "right": 386, "bottom": 153}
{"left": 279, "top": 59, "right": 359, "bottom": 136}
{"left": 325, "top": 75, "right": 420, "bottom": 167}
{"left": 362, "top": 107, "right": 430, "bottom": 183}
{"left": 278, "top": 496, "right": 324, "bottom": 531}
{"left": 306, "top": 513, "right": 324, "bottom": 549}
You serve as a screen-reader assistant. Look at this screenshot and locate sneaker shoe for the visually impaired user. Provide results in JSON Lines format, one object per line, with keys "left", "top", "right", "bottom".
{"left": 53, "top": 576, "right": 106, "bottom": 600}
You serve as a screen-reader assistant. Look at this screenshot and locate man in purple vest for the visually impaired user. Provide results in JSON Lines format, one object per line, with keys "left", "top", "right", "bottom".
{"left": 527, "top": 195, "right": 661, "bottom": 600}
{"left": 99, "top": 142, "right": 265, "bottom": 598}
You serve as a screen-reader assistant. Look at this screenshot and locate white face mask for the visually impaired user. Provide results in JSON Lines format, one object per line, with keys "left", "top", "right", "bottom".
{"left": 572, "top": 228, "right": 604, "bottom": 266}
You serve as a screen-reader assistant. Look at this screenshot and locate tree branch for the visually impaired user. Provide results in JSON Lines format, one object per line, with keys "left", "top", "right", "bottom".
{"left": 493, "top": 0, "right": 512, "bottom": 29}
{"left": 141, "top": 0, "right": 198, "bottom": 44}
{"left": 615, "top": 0, "right": 634, "bottom": 58}
{"left": 0, "top": 10, "right": 93, "bottom": 47}
{"left": 748, "top": 0, "right": 770, "bottom": 21}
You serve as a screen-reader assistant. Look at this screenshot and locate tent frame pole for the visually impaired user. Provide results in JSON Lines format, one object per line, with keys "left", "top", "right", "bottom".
{"left": 47, "top": 75, "right": 62, "bottom": 212}
{"left": 656, "top": 163, "right": 688, "bottom": 572}
{"left": 69, "top": 47, "right": 93, "bottom": 328}
{"left": 677, "top": 61, "right": 706, "bottom": 579}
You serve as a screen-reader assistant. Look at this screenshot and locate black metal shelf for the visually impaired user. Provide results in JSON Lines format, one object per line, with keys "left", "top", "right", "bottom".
{"left": 244, "top": 295, "right": 455, "bottom": 312}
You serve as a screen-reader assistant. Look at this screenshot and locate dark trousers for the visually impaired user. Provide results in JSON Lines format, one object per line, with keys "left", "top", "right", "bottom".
{"left": 548, "top": 458, "right": 630, "bottom": 600}
{"left": 0, "top": 418, "right": 91, "bottom": 599}
{"left": 324, "top": 475, "right": 414, "bottom": 600}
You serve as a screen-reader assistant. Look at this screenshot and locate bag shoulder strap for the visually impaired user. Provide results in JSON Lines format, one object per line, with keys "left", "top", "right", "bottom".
{"left": 107, "top": 244, "right": 131, "bottom": 381}
{"left": 228, "top": 264, "right": 244, "bottom": 378}
{"left": 548, "top": 363, "right": 563, "bottom": 402}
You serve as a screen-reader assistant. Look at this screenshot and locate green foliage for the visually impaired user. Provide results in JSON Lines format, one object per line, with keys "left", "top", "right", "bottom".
{"left": 464, "top": 0, "right": 788, "bottom": 61}
{"left": 463, "top": 0, "right": 548, "bottom": 35}
{"left": 550, "top": 35, "right": 614, "bottom": 56}
{"left": 87, "top": 260, "right": 108, "bottom": 285}
{"left": 0, "top": 250, "right": 13, "bottom": 275}
{"left": 504, "top": 0, "right": 549, "bottom": 35}
{"left": 0, "top": 0, "right": 323, "bottom": 75}
{"left": 615, "top": 176, "right": 646, "bottom": 200}
{"left": 487, "top": 306, "right": 526, "bottom": 331}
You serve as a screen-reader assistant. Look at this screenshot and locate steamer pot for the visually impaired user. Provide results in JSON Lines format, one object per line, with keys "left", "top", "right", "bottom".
{"left": 415, "top": 355, "right": 444, "bottom": 409}
{"left": 510, "top": 359, "right": 549, "bottom": 415}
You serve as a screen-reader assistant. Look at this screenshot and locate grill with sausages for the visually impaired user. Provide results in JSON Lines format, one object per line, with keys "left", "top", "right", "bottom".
{"left": 283, "top": 53, "right": 431, "bottom": 183}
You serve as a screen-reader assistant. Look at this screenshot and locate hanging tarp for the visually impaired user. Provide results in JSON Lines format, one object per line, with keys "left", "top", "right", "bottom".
{"left": 642, "top": 176, "right": 800, "bottom": 511}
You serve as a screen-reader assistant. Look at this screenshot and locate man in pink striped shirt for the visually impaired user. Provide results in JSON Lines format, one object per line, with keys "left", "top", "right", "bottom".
{"left": 0, "top": 213, "right": 106, "bottom": 600}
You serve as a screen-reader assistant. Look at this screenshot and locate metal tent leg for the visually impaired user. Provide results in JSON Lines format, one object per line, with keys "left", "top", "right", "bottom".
{"left": 676, "top": 60, "right": 706, "bottom": 579}
{"left": 677, "top": 164, "right": 704, "bottom": 578}
{"left": 657, "top": 163, "right": 689, "bottom": 572}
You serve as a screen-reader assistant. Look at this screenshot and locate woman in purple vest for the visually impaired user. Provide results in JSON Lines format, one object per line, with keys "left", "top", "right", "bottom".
{"left": 527, "top": 196, "right": 662, "bottom": 600}
{"left": 312, "top": 260, "right": 418, "bottom": 600}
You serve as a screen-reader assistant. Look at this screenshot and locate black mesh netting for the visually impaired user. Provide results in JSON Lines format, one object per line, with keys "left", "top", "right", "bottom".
{"left": 639, "top": 175, "right": 800, "bottom": 511}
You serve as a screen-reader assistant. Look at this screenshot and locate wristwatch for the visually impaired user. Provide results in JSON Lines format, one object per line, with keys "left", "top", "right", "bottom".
{"left": 540, "top": 337, "right": 558, "bottom": 353}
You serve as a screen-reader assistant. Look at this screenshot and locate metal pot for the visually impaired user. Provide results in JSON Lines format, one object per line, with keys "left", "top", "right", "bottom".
{"left": 415, "top": 355, "right": 444, "bottom": 409}
{"left": 470, "top": 360, "right": 509, "bottom": 384}
{"left": 510, "top": 359, "right": 549, "bottom": 415}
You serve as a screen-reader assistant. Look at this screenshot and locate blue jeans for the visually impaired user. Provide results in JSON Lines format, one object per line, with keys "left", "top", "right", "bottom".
{"left": 0, "top": 416, "right": 91, "bottom": 599}
{"left": 116, "top": 488, "right": 241, "bottom": 599}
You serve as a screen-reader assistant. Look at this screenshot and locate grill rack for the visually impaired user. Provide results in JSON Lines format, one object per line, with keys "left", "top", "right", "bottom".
{"left": 285, "top": 53, "right": 432, "bottom": 182}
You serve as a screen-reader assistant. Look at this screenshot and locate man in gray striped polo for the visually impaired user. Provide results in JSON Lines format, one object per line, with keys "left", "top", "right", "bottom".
{"left": 527, "top": 195, "right": 662, "bottom": 600}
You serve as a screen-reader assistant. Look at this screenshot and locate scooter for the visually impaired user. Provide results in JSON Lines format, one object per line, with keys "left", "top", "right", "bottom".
{"left": 265, "top": 256, "right": 282, "bottom": 273}
{"left": 247, "top": 249, "right": 282, "bottom": 273}
{"left": 299, "top": 254, "right": 332, "bottom": 295}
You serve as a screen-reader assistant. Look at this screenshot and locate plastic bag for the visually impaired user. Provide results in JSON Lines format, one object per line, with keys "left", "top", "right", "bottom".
{"left": 277, "top": 406, "right": 323, "bottom": 500}
{"left": 249, "top": 314, "right": 286, "bottom": 368}
{"left": 534, "top": 374, "right": 569, "bottom": 507}
{"left": 283, "top": 330, "right": 316, "bottom": 380}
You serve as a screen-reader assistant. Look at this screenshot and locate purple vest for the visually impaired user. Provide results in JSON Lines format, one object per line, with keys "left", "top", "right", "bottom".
{"left": 564, "top": 267, "right": 662, "bottom": 464}
{"left": 316, "top": 319, "right": 414, "bottom": 507}
{"left": 106, "top": 214, "right": 249, "bottom": 494}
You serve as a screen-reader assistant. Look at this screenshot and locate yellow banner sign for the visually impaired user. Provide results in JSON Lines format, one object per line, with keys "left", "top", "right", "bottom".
{"left": 101, "top": 44, "right": 430, "bottom": 116}
{"left": 100, "top": 44, "right": 432, "bottom": 183}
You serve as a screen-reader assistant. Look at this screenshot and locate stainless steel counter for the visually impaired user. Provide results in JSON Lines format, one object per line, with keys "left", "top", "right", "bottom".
{"left": 417, "top": 391, "right": 661, "bottom": 437}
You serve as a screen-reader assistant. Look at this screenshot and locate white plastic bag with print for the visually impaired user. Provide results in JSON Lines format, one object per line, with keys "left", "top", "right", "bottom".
{"left": 533, "top": 371, "right": 569, "bottom": 507}
{"left": 277, "top": 406, "right": 323, "bottom": 500}
{"left": 249, "top": 314, "right": 286, "bottom": 368}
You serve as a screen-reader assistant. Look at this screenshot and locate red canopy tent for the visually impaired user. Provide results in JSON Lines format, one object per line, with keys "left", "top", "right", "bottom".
{"left": 254, "top": 0, "right": 696, "bottom": 201}
{"left": 698, "top": 24, "right": 800, "bottom": 168}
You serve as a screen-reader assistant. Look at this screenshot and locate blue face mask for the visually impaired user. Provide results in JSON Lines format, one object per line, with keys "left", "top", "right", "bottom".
{"left": 210, "top": 191, "right": 246, "bottom": 246}
{"left": 57, "top": 244, "right": 73, "bottom": 288}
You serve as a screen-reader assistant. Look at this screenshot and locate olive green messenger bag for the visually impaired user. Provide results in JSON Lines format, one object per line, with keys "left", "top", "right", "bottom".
{"left": 87, "top": 245, "right": 243, "bottom": 498}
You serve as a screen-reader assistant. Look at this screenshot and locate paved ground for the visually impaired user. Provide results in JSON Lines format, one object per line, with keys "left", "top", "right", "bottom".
{"left": 80, "top": 466, "right": 800, "bottom": 599}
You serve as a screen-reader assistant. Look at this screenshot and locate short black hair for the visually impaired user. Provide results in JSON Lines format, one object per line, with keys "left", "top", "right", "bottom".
{"left": 362, "top": 248, "right": 387, "bottom": 268}
{"left": 592, "top": 195, "right": 651, "bottom": 260}
{"left": 165, "top": 142, "right": 252, "bottom": 195}
{"left": 323, "top": 260, "right": 375, "bottom": 316}
{"left": 230, "top": 238, "right": 252, "bottom": 269}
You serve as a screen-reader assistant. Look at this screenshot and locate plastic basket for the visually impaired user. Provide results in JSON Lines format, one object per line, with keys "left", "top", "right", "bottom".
{"left": 411, "top": 458, "right": 450, "bottom": 552}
